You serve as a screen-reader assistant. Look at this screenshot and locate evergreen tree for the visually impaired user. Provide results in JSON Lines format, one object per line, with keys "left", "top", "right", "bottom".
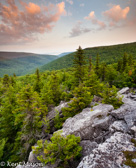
{"left": 117, "top": 59, "right": 122, "bottom": 72}
{"left": 73, "top": 46, "right": 86, "bottom": 85}
{"left": 122, "top": 52, "right": 128, "bottom": 71}
{"left": 101, "top": 63, "right": 106, "bottom": 81}
{"left": 0, "top": 86, "right": 17, "bottom": 162}
{"left": 128, "top": 54, "right": 134, "bottom": 66}
{"left": 13, "top": 85, "right": 47, "bottom": 161}
{"left": 84, "top": 70, "right": 104, "bottom": 96}
{"left": 95, "top": 54, "right": 100, "bottom": 76}
{"left": 3, "top": 74, "right": 10, "bottom": 87}
{"left": 41, "top": 71, "right": 61, "bottom": 107}
{"left": 34, "top": 68, "right": 42, "bottom": 93}
{"left": 89, "top": 56, "right": 92, "bottom": 73}
{"left": 62, "top": 84, "right": 93, "bottom": 119}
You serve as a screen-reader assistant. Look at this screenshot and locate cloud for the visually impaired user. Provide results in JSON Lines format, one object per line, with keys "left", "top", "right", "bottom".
{"left": 85, "top": 11, "right": 106, "bottom": 29}
{"left": 84, "top": 5, "right": 130, "bottom": 30}
{"left": 69, "top": 21, "right": 91, "bottom": 37}
{"left": 25, "top": 2, "right": 41, "bottom": 14}
{"left": 103, "top": 5, "right": 130, "bottom": 26}
{"left": 66, "top": 0, "right": 73, "bottom": 5}
{"left": 0, "top": 0, "right": 66, "bottom": 45}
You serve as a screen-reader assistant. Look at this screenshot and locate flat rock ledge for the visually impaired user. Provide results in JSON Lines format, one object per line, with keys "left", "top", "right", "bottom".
{"left": 60, "top": 104, "right": 114, "bottom": 141}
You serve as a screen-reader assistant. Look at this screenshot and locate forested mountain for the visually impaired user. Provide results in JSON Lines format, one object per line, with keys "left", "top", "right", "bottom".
{"left": 39, "top": 42, "right": 136, "bottom": 72}
{"left": 0, "top": 52, "right": 58, "bottom": 77}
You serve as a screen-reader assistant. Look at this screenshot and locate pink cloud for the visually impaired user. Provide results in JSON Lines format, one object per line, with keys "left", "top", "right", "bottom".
{"left": 85, "top": 11, "right": 95, "bottom": 20}
{"left": 85, "top": 11, "right": 106, "bottom": 29}
{"left": 103, "top": 5, "right": 130, "bottom": 23}
{"left": 25, "top": 2, "right": 41, "bottom": 14}
{"left": 0, "top": 0, "right": 66, "bottom": 45}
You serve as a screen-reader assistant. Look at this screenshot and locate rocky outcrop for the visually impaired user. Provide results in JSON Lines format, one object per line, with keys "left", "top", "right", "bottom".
{"left": 60, "top": 104, "right": 114, "bottom": 142}
{"left": 77, "top": 132, "right": 136, "bottom": 168}
{"left": 77, "top": 89, "right": 136, "bottom": 168}
{"left": 20, "top": 88, "right": 136, "bottom": 168}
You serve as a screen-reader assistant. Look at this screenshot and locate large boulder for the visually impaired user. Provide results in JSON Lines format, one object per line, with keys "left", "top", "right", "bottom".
{"left": 111, "top": 94, "right": 136, "bottom": 130}
{"left": 59, "top": 104, "right": 114, "bottom": 141}
{"left": 77, "top": 132, "right": 136, "bottom": 168}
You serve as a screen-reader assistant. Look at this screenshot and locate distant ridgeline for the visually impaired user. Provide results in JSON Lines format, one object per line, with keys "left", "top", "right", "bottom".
{"left": 39, "top": 42, "right": 136, "bottom": 72}
{"left": 0, "top": 52, "right": 58, "bottom": 77}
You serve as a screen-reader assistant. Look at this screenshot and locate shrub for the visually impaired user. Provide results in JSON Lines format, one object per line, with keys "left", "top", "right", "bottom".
{"left": 32, "top": 131, "right": 82, "bottom": 167}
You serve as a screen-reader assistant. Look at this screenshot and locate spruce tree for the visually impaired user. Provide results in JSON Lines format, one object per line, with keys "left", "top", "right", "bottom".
{"left": 0, "top": 86, "right": 17, "bottom": 162}
{"left": 34, "top": 68, "right": 42, "bottom": 93}
{"left": 95, "top": 54, "right": 100, "bottom": 76}
{"left": 128, "top": 54, "right": 134, "bottom": 66}
{"left": 3, "top": 74, "right": 10, "bottom": 87}
{"left": 73, "top": 46, "right": 86, "bottom": 85}
{"left": 117, "top": 59, "right": 122, "bottom": 72}
{"left": 13, "top": 85, "right": 47, "bottom": 161}
{"left": 122, "top": 52, "right": 128, "bottom": 71}
{"left": 101, "top": 63, "right": 106, "bottom": 81}
{"left": 89, "top": 56, "right": 92, "bottom": 74}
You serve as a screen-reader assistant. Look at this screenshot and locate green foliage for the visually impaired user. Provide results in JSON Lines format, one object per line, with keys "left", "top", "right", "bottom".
{"left": 54, "top": 110, "right": 63, "bottom": 129}
{"left": 33, "top": 68, "right": 42, "bottom": 93}
{"left": 0, "top": 86, "right": 18, "bottom": 162}
{"left": 95, "top": 54, "right": 100, "bottom": 76}
{"left": 3, "top": 74, "right": 10, "bottom": 87}
{"left": 41, "top": 72, "right": 62, "bottom": 108}
{"left": 43, "top": 117, "right": 50, "bottom": 134}
{"left": 100, "top": 85, "right": 123, "bottom": 109}
{"left": 105, "top": 65, "right": 118, "bottom": 86}
{"left": 123, "top": 139, "right": 136, "bottom": 167}
{"left": 0, "top": 139, "right": 6, "bottom": 160}
{"left": 122, "top": 52, "right": 128, "bottom": 71}
{"left": 61, "top": 91, "right": 73, "bottom": 102}
{"left": 13, "top": 85, "right": 47, "bottom": 160}
{"left": 32, "top": 131, "right": 82, "bottom": 167}
{"left": 62, "top": 84, "right": 93, "bottom": 119}
{"left": 84, "top": 70, "right": 104, "bottom": 96}
{"left": 73, "top": 46, "right": 86, "bottom": 85}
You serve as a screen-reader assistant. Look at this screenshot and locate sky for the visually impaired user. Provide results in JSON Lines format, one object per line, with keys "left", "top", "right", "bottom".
{"left": 0, "top": 0, "right": 136, "bottom": 55}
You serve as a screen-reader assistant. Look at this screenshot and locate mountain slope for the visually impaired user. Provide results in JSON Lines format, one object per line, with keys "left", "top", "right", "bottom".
{"left": 39, "top": 42, "right": 136, "bottom": 71}
{"left": 0, "top": 52, "right": 57, "bottom": 77}
{"left": 58, "top": 52, "right": 72, "bottom": 57}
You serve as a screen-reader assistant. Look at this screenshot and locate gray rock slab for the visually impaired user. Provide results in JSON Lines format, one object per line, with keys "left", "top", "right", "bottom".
{"left": 77, "top": 132, "right": 135, "bottom": 168}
